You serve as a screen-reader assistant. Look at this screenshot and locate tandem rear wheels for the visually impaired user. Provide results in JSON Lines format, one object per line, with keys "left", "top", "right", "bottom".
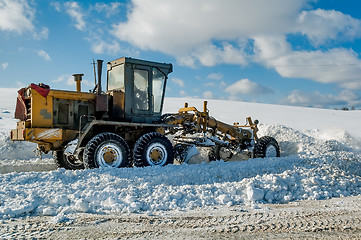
{"left": 81, "top": 132, "right": 174, "bottom": 169}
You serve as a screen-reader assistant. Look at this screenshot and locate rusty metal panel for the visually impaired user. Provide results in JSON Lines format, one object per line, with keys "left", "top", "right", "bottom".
{"left": 53, "top": 98, "right": 72, "bottom": 128}
{"left": 112, "top": 91, "right": 125, "bottom": 119}
{"left": 53, "top": 97, "right": 95, "bottom": 130}
{"left": 96, "top": 94, "right": 108, "bottom": 112}
{"left": 58, "top": 102, "right": 69, "bottom": 124}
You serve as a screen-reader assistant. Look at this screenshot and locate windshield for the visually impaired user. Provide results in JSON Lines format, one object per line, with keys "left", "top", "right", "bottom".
{"left": 108, "top": 64, "right": 124, "bottom": 91}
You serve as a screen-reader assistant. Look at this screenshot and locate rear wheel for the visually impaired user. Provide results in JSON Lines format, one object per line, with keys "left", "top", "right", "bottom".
{"left": 53, "top": 150, "right": 84, "bottom": 170}
{"left": 133, "top": 132, "right": 174, "bottom": 167}
{"left": 254, "top": 136, "right": 280, "bottom": 158}
{"left": 84, "top": 132, "right": 130, "bottom": 169}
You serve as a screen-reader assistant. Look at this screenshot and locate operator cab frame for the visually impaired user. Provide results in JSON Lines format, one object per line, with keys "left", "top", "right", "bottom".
{"left": 107, "top": 57, "right": 173, "bottom": 123}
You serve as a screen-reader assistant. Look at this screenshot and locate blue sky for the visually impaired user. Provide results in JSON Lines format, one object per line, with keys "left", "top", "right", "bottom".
{"left": 1, "top": 0, "right": 361, "bottom": 109}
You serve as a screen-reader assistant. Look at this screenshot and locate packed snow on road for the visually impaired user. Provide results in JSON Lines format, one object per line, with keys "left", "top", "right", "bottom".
{"left": 0, "top": 89, "right": 360, "bottom": 223}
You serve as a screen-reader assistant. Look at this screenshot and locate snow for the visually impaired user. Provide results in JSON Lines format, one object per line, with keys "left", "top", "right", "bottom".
{"left": 0, "top": 89, "right": 361, "bottom": 222}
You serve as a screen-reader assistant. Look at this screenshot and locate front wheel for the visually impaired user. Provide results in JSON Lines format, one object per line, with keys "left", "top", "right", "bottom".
{"left": 208, "top": 145, "right": 233, "bottom": 161}
{"left": 133, "top": 132, "right": 174, "bottom": 167}
{"left": 254, "top": 136, "right": 280, "bottom": 158}
{"left": 83, "top": 132, "right": 131, "bottom": 169}
{"left": 53, "top": 150, "right": 84, "bottom": 170}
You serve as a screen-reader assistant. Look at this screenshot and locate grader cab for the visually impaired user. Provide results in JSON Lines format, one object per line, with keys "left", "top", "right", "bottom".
{"left": 11, "top": 57, "right": 280, "bottom": 170}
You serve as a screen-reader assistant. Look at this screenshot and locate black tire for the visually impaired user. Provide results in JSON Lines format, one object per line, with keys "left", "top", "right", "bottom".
{"left": 53, "top": 150, "right": 84, "bottom": 170}
{"left": 254, "top": 136, "right": 280, "bottom": 158}
{"left": 208, "top": 145, "right": 220, "bottom": 161}
{"left": 83, "top": 132, "right": 130, "bottom": 169}
{"left": 208, "top": 145, "right": 233, "bottom": 161}
{"left": 133, "top": 132, "right": 174, "bottom": 167}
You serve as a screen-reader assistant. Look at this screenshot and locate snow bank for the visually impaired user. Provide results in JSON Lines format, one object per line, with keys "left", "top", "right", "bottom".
{"left": 0, "top": 124, "right": 360, "bottom": 221}
{"left": 1, "top": 91, "right": 361, "bottom": 221}
{"left": 0, "top": 132, "right": 40, "bottom": 161}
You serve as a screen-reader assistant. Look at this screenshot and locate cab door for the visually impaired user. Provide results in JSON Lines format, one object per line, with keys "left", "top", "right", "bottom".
{"left": 132, "top": 66, "right": 152, "bottom": 116}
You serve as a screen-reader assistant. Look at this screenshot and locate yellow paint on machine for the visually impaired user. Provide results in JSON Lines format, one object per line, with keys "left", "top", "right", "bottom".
{"left": 30, "top": 89, "right": 96, "bottom": 128}
{"left": 26, "top": 128, "right": 63, "bottom": 140}
{"left": 11, "top": 127, "right": 66, "bottom": 141}
{"left": 11, "top": 126, "right": 78, "bottom": 152}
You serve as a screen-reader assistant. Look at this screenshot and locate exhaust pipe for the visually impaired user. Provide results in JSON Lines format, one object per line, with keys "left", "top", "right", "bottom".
{"left": 95, "top": 59, "right": 108, "bottom": 112}
{"left": 73, "top": 74, "right": 84, "bottom": 92}
{"left": 97, "top": 60, "right": 104, "bottom": 94}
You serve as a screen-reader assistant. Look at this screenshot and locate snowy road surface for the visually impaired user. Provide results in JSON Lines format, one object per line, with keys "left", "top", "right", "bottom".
{"left": 1, "top": 196, "right": 361, "bottom": 239}
{"left": 0, "top": 89, "right": 361, "bottom": 238}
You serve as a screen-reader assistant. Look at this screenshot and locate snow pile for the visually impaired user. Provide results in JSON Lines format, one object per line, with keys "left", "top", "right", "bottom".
{"left": 0, "top": 124, "right": 361, "bottom": 221}
{"left": 0, "top": 132, "right": 40, "bottom": 161}
{"left": 0, "top": 91, "right": 361, "bottom": 221}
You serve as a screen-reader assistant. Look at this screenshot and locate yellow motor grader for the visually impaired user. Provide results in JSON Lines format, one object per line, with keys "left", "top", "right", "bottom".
{"left": 10, "top": 57, "right": 280, "bottom": 170}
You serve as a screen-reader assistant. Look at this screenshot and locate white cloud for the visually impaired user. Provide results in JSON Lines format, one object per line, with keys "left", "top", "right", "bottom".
{"left": 180, "top": 43, "right": 248, "bottom": 67}
{"left": 53, "top": 74, "right": 92, "bottom": 89}
{"left": 204, "top": 80, "right": 227, "bottom": 88}
{"left": 253, "top": 35, "right": 361, "bottom": 89}
{"left": 0, "top": 0, "right": 34, "bottom": 34}
{"left": 111, "top": 0, "right": 306, "bottom": 57}
{"left": 171, "top": 78, "right": 185, "bottom": 87}
{"left": 177, "top": 55, "right": 197, "bottom": 68}
{"left": 94, "top": 2, "right": 121, "bottom": 17}
{"left": 204, "top": 82, "right": 215, "bottom": 87}
{"left": 33, "top": 27, "right": 49, "bottom": 40}
{"left": 207, "top": 73, "right": 223, "bottom": 81}
{"left": 282, "top": 90, "right": 361, "bottom": 108}
{"left": 52, "top": 74, "right": 71, "bottom": 83}
{"left": 192, "top": 88, "right": 200, "bottom": 93}
{"left": 0, "top": 0, "right": 48, "bottom": 39}
{"left": 38, "top": 50, "right": 51, "bottom": 61}
{"left": 110, "top": 1, "right": 361, "bottom": 94}
{"left": 16, "top": 81, "right": 24, "bottom": 87}
{"left": 66, "top": 75, "right": 75, "bottom": 86}
{"left": 2, "top": 62, "right": 8, "bottom": 70}
{"left": 65, "top": 2, "right": 86, "bottom": 31}
{"left": 179, "top": 90, "right": 186, "bottom": 96}
{"left": 296, "top": 9, "right": 361, "bottom": 46}
{"left": 91, "top": 39, "right": 121, "bottom": 54}
{"left": 225, "top": 79, "right": 274, "bottom": 95}
{"left": 51, "top": 2, "right": 61, "bottom": 12}
{"left": 203, "top": 91, "right": 214, "bottom": 99}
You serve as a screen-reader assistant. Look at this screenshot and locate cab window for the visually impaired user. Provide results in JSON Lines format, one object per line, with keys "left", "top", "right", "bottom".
{"left": 108, "top": 64, "right": 124, "bottom": 91}
{"left": 152, "top": 68, "right": 166, "bottom": 113}
{"left": 134, "top": 69, "right": 149, "bottom": 111}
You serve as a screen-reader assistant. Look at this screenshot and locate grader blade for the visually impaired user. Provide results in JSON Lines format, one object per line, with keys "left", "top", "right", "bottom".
{"left": 183, "top": 145, "right": 199, "bottom": 164}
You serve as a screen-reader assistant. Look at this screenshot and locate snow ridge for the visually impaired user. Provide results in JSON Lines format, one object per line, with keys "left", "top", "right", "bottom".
{"left": 1, "top": 124, "right": 361, "bottom": 221}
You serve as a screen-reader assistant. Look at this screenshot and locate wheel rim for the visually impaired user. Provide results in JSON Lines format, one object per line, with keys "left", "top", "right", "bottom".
{"left": 64, "top": 153, "right": 83, "bottom": 167}
{"left": 219, "top": 147, "right": 232, "bottom": 160}
{"left": 265, "top": 145, "right": 278, "bottom": 157}
{"left": 96, "top": 143, "right": 123, "bottom": 167}
{"left": 146, "top": 143, "right": 167, "bottom": 166}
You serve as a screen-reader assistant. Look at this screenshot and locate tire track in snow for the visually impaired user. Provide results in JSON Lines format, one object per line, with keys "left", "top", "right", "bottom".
{"left": 0, "top": 159, "right": 57, "bottom": 174}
